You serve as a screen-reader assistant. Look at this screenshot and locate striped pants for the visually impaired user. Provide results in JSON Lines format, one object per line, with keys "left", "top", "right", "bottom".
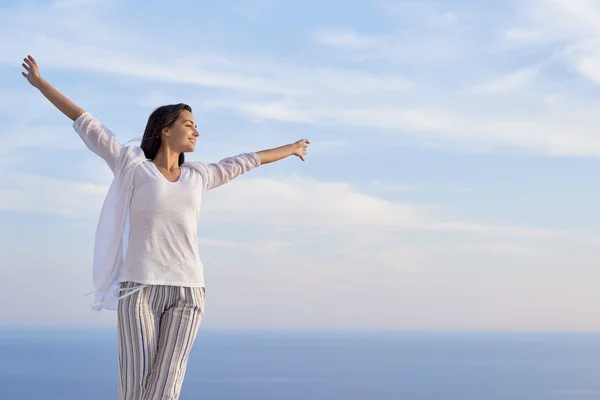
{"left": 117, "top": 281, "right": 206, "bottom": 400}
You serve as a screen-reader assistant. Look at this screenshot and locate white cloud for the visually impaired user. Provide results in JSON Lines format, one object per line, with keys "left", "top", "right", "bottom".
{"left": 0, "top": 122, "right": 83, "bottom": 154}
{"left": 229, "top": 0, "right": 272, "bottom": 20}
{"left": 369, "top": 180, "right": 419, "bottom": 192}
{"left": 312, "top": 26, "right": 465, "bottom": 66}
{"left": 198, "top": 237, "right": 290, "bottom": 256}
{"left": 0, "top": 172, "right": 107, "bottom": 217}
{"left": 304, "top": 2, "right": 600, "bottom": 157}
{"left": 211, "top": 96, "right": 600, "bottom": 156}
{"left": 50, "top": 0, "right": 110, "bottom": 7}
{"left": 471, "top": 66, "right": 540, "bottom": 94}
{"left": 6, "top": 0, "right": 600, "bottom": 158}
{"left": 0, "top": 4, "right": 411, "bottom": 98}
{"left": 202, "top": 176, "right": 600, "bottom": 243}
{"left": 0, "top": 162, "right": 591, "bottom": 243}
{"left": 313, "top": 28, "right": 381, "bottom": 49}
{"left": 508, "top": 0, "right": 600, "bottom": 83}
{"left": 198, "top": 235, "right": 600, "bottom": 331}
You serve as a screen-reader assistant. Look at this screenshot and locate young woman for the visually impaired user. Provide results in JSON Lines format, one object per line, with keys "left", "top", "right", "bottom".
{"left": 21, "top": 55, "right": 309, "bottom": 400}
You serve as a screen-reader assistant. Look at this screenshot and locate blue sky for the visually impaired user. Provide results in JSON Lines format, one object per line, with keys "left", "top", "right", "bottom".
{"left": 1, "top": 0, "right": 600, "bottom": 331}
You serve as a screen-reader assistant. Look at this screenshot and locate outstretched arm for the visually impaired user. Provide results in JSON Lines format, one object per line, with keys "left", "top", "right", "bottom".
{"left": 256, "top": 139, "right": 310, "bottom": 165}
{"left": 199, "top": 140, "right": 309, "bottom": 191}
{"left": 21, "top": 55, "right": 124, "bottom": 172}
{"left": 21, "top": 55, "right": 85, "bottom": 121}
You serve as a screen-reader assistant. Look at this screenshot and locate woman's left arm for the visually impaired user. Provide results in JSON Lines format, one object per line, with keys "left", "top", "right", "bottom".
{"left": 199, "top": 139, "right": 310, "bottom": 191}
{"left": 256, "top": 139, "right": 310, "bottom": 165}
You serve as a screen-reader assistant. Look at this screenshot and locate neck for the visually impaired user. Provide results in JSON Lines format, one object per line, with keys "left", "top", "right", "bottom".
{"left": 152, "top": 146, "right": 181, "bottom": 170}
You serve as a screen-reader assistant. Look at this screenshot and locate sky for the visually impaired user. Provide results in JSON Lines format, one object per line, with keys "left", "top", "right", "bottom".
{"left": 1, "top": 0, "right": 600, "bottom": 331}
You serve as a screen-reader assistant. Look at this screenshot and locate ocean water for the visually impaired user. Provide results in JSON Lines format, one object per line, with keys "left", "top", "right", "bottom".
{"left": 0, "top": 329, "right": 599, "bottom": 400}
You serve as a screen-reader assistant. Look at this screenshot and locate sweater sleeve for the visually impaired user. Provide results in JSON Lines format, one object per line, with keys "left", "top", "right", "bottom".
{"left": 73, "top": 112, "right": 125, "bottom": 172}
{"left": 199, "top": 152, "right": 261, "bottom": 191}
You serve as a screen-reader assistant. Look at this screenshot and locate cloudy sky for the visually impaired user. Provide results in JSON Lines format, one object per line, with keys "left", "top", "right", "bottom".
{"left": 1, "top": 0, "right": 600, "bottom": 331}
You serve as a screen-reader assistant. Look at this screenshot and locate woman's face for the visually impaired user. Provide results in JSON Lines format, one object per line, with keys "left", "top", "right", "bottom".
{"left": 163, "top": 110, "right": 199, "bottom": 153}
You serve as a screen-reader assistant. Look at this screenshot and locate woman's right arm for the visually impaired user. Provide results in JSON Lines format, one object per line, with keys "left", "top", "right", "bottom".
{"left": 22, "top": 55, "right": 85, "bottom": 121}
{"left": 22, "top": 55, "right": 124, "bottom": 172}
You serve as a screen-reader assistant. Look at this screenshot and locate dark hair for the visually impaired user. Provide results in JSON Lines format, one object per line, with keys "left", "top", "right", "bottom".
{"left": 140, "top": 103, "right": 192, "bottom": 166}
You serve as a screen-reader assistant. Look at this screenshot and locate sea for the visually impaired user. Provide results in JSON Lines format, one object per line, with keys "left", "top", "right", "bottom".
{"left": 0, "top": 329, "right": 599, "bottom": 400}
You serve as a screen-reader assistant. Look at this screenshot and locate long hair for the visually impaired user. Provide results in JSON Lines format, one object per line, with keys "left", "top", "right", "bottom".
{"left": 140, "top": 103, "right": 192, "bottom": 167}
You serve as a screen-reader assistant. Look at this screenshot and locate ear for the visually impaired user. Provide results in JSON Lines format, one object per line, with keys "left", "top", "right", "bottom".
{"left": 161, "top": 127, "right": 170, "bottom": 137}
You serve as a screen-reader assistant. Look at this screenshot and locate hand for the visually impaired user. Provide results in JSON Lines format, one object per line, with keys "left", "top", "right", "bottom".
{"left": 292, "top": 139, "right": 310, "bottom": 161}
{"left": 21, "top": 55, "right": 43, "bottom": 88}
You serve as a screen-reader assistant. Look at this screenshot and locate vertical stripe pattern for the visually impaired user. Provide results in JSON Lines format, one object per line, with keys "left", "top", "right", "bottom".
{"left": 117, "top": 281, "right": 205, "bottom": 400}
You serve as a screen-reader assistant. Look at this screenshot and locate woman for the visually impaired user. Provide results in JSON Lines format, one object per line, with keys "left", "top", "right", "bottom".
{"left": 21, "top": 55, "right": 309, "bottom": 400}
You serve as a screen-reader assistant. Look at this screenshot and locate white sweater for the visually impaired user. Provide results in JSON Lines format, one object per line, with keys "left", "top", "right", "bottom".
{"left": 73, "top": 112, "right": 261, "bottom": 311}
{"left": 119, "top": 161, "right": 206, "bottom": 287}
